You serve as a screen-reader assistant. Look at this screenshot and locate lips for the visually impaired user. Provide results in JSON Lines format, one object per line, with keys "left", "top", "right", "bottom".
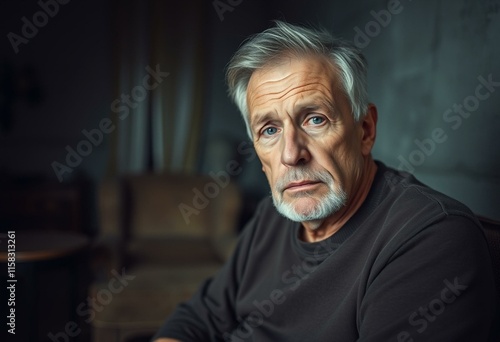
{"left": 284, "top": 180, "right": 321, "bottom": 191}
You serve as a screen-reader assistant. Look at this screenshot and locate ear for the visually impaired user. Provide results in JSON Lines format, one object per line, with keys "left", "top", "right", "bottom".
{"left": 360, "top": 103, "right": 378, "bottom": 156}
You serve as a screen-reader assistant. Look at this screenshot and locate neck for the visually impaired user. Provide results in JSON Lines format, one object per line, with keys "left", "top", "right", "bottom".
{"left": 300, "top": 158, "right": 378, "bottom": 242}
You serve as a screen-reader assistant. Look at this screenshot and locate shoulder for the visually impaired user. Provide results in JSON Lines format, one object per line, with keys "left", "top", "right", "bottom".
{"left": 376, "top": 162, "right": 481, "bottom": 232}
{"left": 365, "top": 164, "right": 492, "bottom": 283}
{"left": 361, "top": 163, "right": 489, "bottom": 263}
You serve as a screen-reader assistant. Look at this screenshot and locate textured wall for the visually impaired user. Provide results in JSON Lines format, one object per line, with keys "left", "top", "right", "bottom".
{"left": 350, "top": 0, "right": 500, "bottom": 218}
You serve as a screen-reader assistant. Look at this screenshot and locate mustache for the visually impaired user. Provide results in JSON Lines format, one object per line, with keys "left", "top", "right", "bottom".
{"left": 275, "top": 167, "right": 333, "bottom": 192}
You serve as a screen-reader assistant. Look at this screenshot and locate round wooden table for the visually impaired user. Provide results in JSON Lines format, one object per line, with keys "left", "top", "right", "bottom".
{"left": 0, "top": 230, "right": 89, "bottom": 262}
{"left": 0, "top": 230, "right": 90, "bottom": 341}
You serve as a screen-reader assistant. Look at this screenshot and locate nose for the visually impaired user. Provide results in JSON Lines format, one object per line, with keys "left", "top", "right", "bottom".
{"left": 280, "top": 124, "right": 311, "bottom": 166}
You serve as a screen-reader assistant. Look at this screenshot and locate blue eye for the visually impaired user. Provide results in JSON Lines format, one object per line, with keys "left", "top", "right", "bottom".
{"left": 309, "top": 116, "right": 325, "bottom": 125}
{"left": 263, "top": 127, "right": 278, "bottom": 136}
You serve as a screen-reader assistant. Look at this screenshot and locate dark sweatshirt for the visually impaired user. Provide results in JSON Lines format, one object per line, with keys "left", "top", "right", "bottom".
{"left": 154, "top": 162, "right": 498, "bottom": 341}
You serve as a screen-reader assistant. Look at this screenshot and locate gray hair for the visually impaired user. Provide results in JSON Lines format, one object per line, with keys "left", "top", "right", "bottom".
{"left": 226, "top": 21, "right": 369, "bottom": 138}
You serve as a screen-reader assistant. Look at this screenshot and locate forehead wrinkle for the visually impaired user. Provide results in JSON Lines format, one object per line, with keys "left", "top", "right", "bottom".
{"left": 252, "top": 81, "right": 334, "bottom": 111}
{"left": 249, "top": 69, "right": 325, "bottom": 100}
{"left": 251, "top": 86, "right": 335, "bottom": 129}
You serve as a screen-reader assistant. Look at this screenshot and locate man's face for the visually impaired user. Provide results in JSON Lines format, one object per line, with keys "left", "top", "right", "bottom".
{"left": 246, "top": 55, "right": 373, "bottom": 224}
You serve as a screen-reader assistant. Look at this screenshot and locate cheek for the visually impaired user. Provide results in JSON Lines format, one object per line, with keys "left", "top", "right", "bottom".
{"left": 263, "top": 162, "right": 278, "bottom": 186}
{"left": 332, "top": 146, "right": 364, "bottom": 189}
{"left": 313, "top": 137, "right": 356, "bottom": 182}
{"left": 314, "top": 133, "right": 346, "bottom": 162}
{"left": 256, "top": 150, "right": 276, "bottom": 182}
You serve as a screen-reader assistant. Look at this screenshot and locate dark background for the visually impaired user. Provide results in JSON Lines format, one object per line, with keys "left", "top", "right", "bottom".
{"left": 0, "top": 0, "right": 499, "bottom": 341}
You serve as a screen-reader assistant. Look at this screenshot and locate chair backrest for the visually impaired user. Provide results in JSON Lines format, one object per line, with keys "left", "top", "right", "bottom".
{"left": 122, "top": 173, "right": 223, "bottom": 239}
{"left": 97, "top": 173, "right": 242, "bottom": 269}
{"left": 477, "top": 216, "right": 500, "bottom": 296}
{"left": 99, "top": 173, "right": 241, "bottom": 239}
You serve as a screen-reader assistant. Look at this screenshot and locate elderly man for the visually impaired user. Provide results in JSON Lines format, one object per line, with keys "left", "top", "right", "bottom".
{"left": 154, "top": 21, "right": 497, "bottom": 341}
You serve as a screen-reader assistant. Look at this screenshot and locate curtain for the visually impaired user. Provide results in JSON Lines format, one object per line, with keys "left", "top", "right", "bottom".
{"left": 107, "top": 0, "right": 206, "bottom": 175}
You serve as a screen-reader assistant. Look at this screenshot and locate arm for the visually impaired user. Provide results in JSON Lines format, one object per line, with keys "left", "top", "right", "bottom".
{"left": 152, "top": 204, "right": 260, "bottom": 341}
{"left": 358, "top": 215, "right": 497, "bottom": 341}
{"left": 152, "top": 255, "right": 243, "bottom": 340}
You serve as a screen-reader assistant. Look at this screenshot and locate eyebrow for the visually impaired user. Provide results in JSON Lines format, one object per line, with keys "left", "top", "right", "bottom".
{"left": 250, "top": 112, "right": 276, "bottom": 133}
{"left": 298, "top": 104, "right": 322, "bottom": 113}
{"left": 293, "top": 100, "right": 337, "bottom": 120}
{"left": 302, "top": 99, "right": 336, "bottom": 115}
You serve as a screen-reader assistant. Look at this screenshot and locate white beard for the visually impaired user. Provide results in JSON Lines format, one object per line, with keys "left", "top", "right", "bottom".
{"left": 272, "top": 167, "right": 347, "bottom": 227}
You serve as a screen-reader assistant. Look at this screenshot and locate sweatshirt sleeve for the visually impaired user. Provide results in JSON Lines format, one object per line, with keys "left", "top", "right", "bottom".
{"left": 357, "top": 215, "right": 498, "bottom": 341}
{"left": 152, "top": 200, "right": 263, "bottom": 341}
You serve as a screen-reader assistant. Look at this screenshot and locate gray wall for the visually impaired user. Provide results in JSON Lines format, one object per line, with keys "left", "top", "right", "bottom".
{"left": 358, "top": 0, "right": 500, "bottom": 219}
{"left": 202, "top": 0, "right": 500, "bottom": 219}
